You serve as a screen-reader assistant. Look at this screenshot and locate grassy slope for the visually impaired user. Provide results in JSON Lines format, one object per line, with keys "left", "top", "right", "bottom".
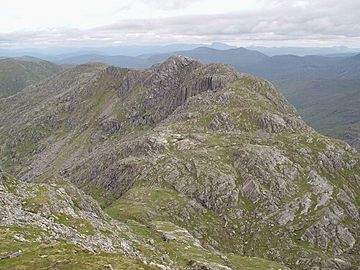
{"left": 0, "top": 58, "right": 62, "bottom": 98}
{"left": 0, "top": 227, "right": 153, "bottom": 270}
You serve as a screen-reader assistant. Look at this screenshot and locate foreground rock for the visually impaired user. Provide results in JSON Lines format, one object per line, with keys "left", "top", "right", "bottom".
{"left": 0, "top": 171, "right": 283, "bottom": 269}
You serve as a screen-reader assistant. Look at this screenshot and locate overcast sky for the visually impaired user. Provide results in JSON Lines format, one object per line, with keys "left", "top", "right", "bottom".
{"left": 1, "top": 0, "right": 360, "bottom": 48}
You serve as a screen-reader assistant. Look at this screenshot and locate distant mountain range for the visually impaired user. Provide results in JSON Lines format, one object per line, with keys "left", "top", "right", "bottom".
{"left": 0, "top": 42, "right": 236, "bottom": 60}
{"left": 247, "top": 46, "right": 360, "bottom": 56}
{"left": 0, "top": 43, "right": 358, "bottom": 60}
{"left": 57, "top": 47, "right": 269, "bottom": 68}
{"left": 55, "top": 47, "right": 360, "bottom": 80}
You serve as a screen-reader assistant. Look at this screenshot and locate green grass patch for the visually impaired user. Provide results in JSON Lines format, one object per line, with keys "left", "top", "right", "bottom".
{"left": 55, "top": 213, "right": 95, "bottom": 236}
{"left": 0, "top": 226, "right": 153, "bottom": 270}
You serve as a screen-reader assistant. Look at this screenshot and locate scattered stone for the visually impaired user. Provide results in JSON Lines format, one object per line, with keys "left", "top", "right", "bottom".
{"left": 0, "top": 250, "right": 22, "bottom": 260}
{"left": 148, "top": 239, "right": 155, "bottom": 245}
{"left": 14, "top": 234, "right": 28, "bottom": 242}
{"left": 104, "top": 264, "right": 114, "bottom": 270}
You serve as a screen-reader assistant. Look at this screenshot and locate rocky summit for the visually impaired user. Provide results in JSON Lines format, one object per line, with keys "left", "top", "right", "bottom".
{"left": 0, "top": 56, "right": 359, "bottom": 270}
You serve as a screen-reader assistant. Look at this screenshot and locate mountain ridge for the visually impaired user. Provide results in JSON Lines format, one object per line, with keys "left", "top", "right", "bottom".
{"left": 53, "top": 48, "right": 360, "bottom": 151}
{"left": 0, "top": 56, "right": 359, "bottom": 269}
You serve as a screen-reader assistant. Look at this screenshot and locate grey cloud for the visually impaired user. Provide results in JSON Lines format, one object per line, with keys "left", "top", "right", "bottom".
{"left": 2, "top": 0, "right": 360, "bottom": 48}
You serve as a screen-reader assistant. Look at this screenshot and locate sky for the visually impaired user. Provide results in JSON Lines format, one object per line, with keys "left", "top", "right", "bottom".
{"left": 1, "top": 0, "right": 360, "bottom": 48}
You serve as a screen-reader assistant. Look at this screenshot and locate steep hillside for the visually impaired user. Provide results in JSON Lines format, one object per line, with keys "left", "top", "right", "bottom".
{"left": 0, "top": 57, "right": 63, "bottom": 98}
{"left": 275, "top": 79, "right": 360, "bottom": 150}
{"left": 0, "top": 57, "right": 359, "bottom": 269}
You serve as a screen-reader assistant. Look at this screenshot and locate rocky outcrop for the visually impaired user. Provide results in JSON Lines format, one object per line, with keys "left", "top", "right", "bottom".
{"left": 113, "top": 56, "right": 239, "bottom": 126}
{"left": 209, "top": 112, "right": 235, "bottom": 131}
{"left": 99, "top": 118, "right": 122, "bottom": 133}
{"left": 235, "top": 145, "right": 301, "bottom": 205}
{"left": 0, "top": 174, "right": 139, "bottom": 256}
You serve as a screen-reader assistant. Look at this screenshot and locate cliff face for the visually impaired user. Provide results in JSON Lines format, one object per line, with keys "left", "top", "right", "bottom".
{"left": 0, "top": 56, "right": 359, "bottom": 269}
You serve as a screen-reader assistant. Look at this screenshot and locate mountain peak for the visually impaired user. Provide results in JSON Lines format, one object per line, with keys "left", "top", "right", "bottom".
{"left": 159, "top": 55, "right": 200, "bottom": 67}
